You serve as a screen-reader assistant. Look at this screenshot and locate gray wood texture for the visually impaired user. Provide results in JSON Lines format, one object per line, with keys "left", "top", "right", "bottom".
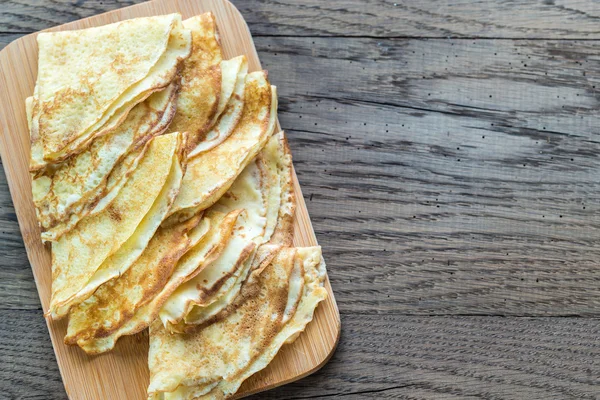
{"left": 3, "top": 0, "right": 600, "bottom": 39}
{"left": 2, "top": 0, "right": 600, "bottom": 399}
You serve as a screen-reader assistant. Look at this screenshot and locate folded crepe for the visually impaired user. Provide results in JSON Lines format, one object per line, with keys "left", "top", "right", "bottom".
{"left": 166, "top": 13, "right": 224, "bottom": 154}
{"left": 30, "top": 14, "right": 191, "bottom": 167}
{"left": 48, "top": 132, "right": 186, "bottom": 319}
{"left": 65, "top": 208, "right": 242, "bottom": 354}
{"left": 32, "top": 83, "right": 179, "bottom": 242}
{"left": 188, "top": 56, "right": 247, "bottom": 158}
{"left": 165, "top": 132, "right": 296, "bottom": 332}
{"left": 159, "top": 158, "right": 266, "bottom": 330}
{"left": 148, "top": 247, "right": 328, "bottom": 399}
{"left": 165, "top": 71, "right": 278, "bottom": 224}
{"left": 63, "top": 214, "right": 203, "bottom": 348}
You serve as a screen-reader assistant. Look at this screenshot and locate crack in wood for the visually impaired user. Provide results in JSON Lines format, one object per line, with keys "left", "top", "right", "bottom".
{"left": 282, "top": 384, "right": 420, "bottom": 399}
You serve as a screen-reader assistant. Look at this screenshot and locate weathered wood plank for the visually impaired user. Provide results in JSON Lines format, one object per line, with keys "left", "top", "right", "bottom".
{"left": 2, "top": 312, "right": 599, "bottom": 399}
{"left": 0, "top": 172, "right": 39, "bottom": 311}
{"left": 0, "top": 310, "right": 64, "bottom": 400}
{"left": 237, "top": 0, "right": 600, "bottom": 39}
{"left": 2, "top": 0, "right": 600, "bottom": 41}
{"left": 0, "top": 1, "right": 139, "bottom": 33}
{"left": 253, "top": 37, "right": 600, "bottom": 316}
{"left": 260, "top": 315, "right": 600, "bottom": 400}
{"left": 258, "top": 37, "right": 600, "bottom": 116}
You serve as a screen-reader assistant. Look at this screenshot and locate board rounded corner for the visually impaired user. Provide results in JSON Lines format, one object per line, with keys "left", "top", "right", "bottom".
{"left": 0, "top": 32, "right": 31, "bottom": 59}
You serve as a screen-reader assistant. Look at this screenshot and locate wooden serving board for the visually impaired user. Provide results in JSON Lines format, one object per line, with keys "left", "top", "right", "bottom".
{"left": 0, "top": 0, "right": 340, "bottom": 398}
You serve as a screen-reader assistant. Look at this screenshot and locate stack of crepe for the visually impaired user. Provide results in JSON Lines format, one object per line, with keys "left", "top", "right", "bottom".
{"left": 29, "top": 11, "right": 328, "bottom": 400}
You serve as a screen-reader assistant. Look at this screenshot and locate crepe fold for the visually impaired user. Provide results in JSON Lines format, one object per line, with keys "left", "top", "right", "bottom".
{"left": 161, "top": 132, "right": 296, "bottom": 332}
{"left": 48, "top": 131, "right": 187, "bottom": 320}
{"left": 32, "top": 83, "right": 179, "bottom": 242}
{"left": 148, "top": 246, "right": 328, "bottom": 399}
{"left": 30, "top": 14, "right": 191, "bottom": 168}
{"left": 166, "top": 13, "right": 223, "bottom": 154}
{"left": 64, "top": 208, "right": 242, "bottom": 354}
{"left": 188, "top": 56, "right": 248, "bottom": 158}
{"left": 164, "top": 70, "right": 278, "bottom": 224}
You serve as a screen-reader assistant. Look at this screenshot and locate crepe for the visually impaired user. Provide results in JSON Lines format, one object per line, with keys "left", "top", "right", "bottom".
{"left": 66, "top": 209, "right": 242, "bottom": 354}
{"left": 64, "top": 214, "right": 202, "bottom": 348}
{"left": 166, "top": 13, "right": 223, "bottom": 154}
{"left": 32, "top": 83, "right": 178, "bottom": 242}
{"left": 213, "top": 57, "right": 246, "bottom": 128}
{"left": 165, "top": 71, "right": 277, "bottom": 223}
{"left": 147, "top": 247, "right": 328, "bottom": 399}
{"left": 176, "top": 132, "right": 296, "bottom": 330}
{"left": 30, "top": 14, "right": 191, "bottom": 167}
{"left": 159, "top": 159, "right": 265, "bottom": 330}
{"left": 48, "top": 132, "right": 186, "bottom": 320}
{"left": 255, "top": 131, "right": 295, "bottom": 246}
{"left": 198, "top": 248, "right": 327, "bottom": 400}
{"left": 159, "top": 132, "right": 295, "bottom": 330}
{"left": 188, "top": 56, "right": 247, "bottom": 158}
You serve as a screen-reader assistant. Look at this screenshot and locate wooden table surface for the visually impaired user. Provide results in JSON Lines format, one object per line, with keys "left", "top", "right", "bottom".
{"left": 2, "top": 1, "right": 600, "bottom": 399}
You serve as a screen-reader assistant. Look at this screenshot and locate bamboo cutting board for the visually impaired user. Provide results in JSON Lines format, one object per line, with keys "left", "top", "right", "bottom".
{"left": 0, "top": 0, "right": 340, "bottom": 398}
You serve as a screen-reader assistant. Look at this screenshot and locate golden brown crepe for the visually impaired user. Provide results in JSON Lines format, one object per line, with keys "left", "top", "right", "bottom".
{"left": 147, "top": 247, "right": 328, "bottom": 399}
{"left": 31, "top": 14, "right": 191, "bottom": 167}
{"left": 32, "top": 83, "right": 179, "bottom": 242}
{"left": 159, "top": 134, "right": 285, "bottom": 330}
{"left": 64, "top": 214, "right": 201, "bottom": 349}
{"left": 166, "top": 13, "right": 223, "bottom": 154}
{"left": 48, "top": 132, "right": 186, "bottom": 320}
{"left": 169, "top": 132, "right": 296, "bottom": 331}
{"left": 165, "top": 71, "right": 278, "bottom": 223}
{"left": 188, "top": 56, "right": 247, "bottom": 158}
{"left": 65, "top": 209, "right": 242, "bottom": 354}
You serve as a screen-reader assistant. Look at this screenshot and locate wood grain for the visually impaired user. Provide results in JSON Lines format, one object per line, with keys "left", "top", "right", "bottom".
{"left": 0, "top": 1, "right": 339, "bottom": 399}
{"left": 2, "top": 312, "right": 599, "bottom": 400}
{"left": 261, "top": 315, "right": 600, "bottom": 400}
{"left": 260, "top": 37, "right": 600, "bottom": 316}
{"left": 3, "top": 0, "right": 600, "bottom": 40}
{"left": 3, "top": 0, "right": 600, "bottom": 399}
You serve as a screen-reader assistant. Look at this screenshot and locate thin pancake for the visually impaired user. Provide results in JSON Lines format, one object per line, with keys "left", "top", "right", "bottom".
{"left": 198, "top": 249, "right": 327, "bottom": 400}
{"left": 255, "top": 131, "right": 296, "bottom": 246}
{"left": 48, "top": 132, "right": 185, "bottom": 319}
{"left": 214, "top": 57, "right": 243, "bottom": 124}
{"left": 167, "top": 13, "right": 222, "bottom": 154}
{"left": 65, "top": 213, "right": 202, "bottom": 348}
{"left": 180, "top": 132, "right": 296, "bottom": 329}
{"left": 188, "top": 56, "right": 247, "bottom": 158}
{"left": 33, "top": 83, "right": 178, "bottom": 241}
{"left": 177, "top": 244, "right": 281, "bottom": 333}
{"left": 165, "top": 71, "right": 277, "bottom": 222}
{"left": 159, "top": 155, "right": 272, "bottom": 330}
{"left": 31, "top": 14, "right": 191, "bottom": 166}
{"left": 150, "top": 248, "right": 299, "bottom": 397}
{"left": 147, "top": 247, "right": 327, "bottom": 399}
{"left": 73, "top": 209, "right": 241, "bottom": 354}
{"left": 82, "top": 87, "right": 178, "bottom": 219}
